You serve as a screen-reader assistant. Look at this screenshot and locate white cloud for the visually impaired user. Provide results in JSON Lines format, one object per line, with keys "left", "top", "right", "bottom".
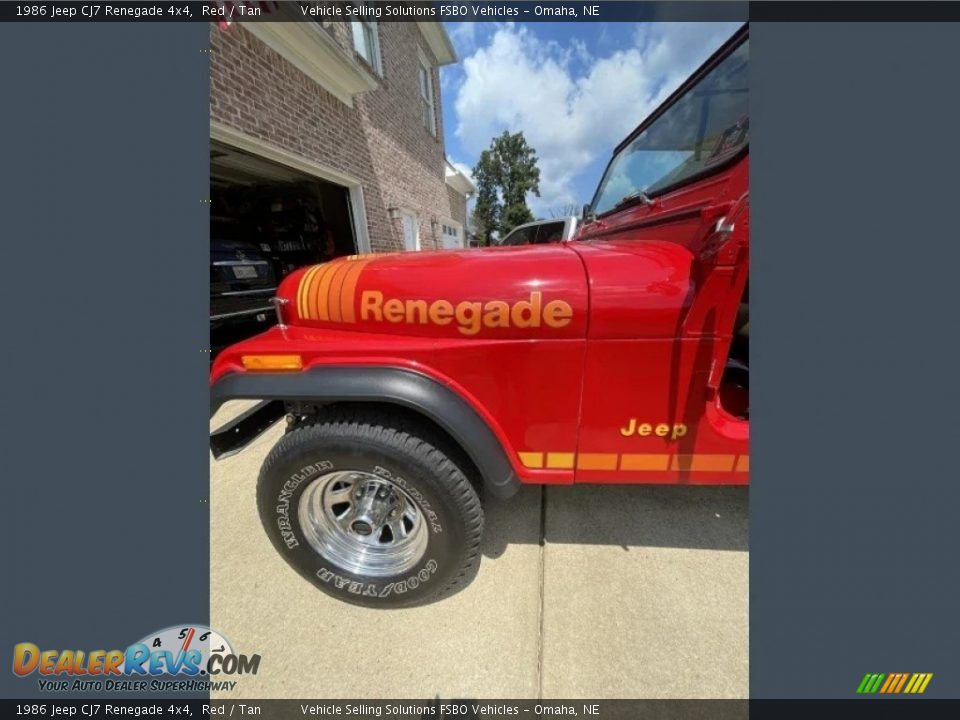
{"left": 452, "top": 22, "right": 742, "bottom": 215}
{"left": 446, "top": 22, "right": 478, "bottom": 56}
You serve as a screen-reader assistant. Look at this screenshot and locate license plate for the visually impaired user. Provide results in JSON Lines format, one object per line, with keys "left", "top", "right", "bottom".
{"left": 233, "top": 265, "right": 258, "bottom": 279}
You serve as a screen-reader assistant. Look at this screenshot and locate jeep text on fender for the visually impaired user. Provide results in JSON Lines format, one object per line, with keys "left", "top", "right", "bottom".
{"left": 210, "top": 26, "right": 750, "bottom": 608}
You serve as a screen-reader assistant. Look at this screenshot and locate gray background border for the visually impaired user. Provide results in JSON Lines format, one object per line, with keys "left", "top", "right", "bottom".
{"left": 0, "top": 22, "right": 210, "bottom": 698}
{"left": 751, "top": 22, "right": 960, "bottom": 697}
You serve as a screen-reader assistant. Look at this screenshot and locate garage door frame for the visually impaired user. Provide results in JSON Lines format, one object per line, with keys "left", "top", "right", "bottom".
{"left": 211, "top": 121, "right": 371, "bottom": 254}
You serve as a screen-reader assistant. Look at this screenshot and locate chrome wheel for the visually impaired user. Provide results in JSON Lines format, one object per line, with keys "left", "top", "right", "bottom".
{"left": 297, "top": 470, "right": 428, "bottom": 577}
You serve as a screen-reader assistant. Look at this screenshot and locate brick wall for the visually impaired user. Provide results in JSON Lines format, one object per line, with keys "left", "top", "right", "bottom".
{"left": 210, "top": 22, "right": 467, "bottom": 253}
{"left": 446, "top": 185, "right": 467, "bottom": 227}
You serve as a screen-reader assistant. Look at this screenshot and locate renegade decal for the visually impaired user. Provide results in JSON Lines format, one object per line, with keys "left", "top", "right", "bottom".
{"left": 360, "top": 290, "right": 573, "bottom": 336}
{"left": 619, "top": 419, "right": 688, "bottom": 440}
{"left": 519, "top": 452, "right": 749, "bottom": 472}
{"left": 297, "top": 261, "right": 574, "bottom": 334}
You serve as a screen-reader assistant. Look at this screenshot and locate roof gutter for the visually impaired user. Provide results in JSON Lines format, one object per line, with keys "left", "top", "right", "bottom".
{"left": 418, "top": 22, "right": 457, "bottom": 65}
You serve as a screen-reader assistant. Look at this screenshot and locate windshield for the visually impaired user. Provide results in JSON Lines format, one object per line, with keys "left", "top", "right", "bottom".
{"left": 591, "top": 38, "right": 749, "bottom": 216}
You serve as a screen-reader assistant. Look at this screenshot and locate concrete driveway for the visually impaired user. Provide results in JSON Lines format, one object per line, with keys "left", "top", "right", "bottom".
{"left": 210, "top": 402, "right": 747, "bottom": 699}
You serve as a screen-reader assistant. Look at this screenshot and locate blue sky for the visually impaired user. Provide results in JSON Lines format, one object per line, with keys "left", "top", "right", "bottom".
{"left": 439, "top": 21, "right": 742, "bottom": 218}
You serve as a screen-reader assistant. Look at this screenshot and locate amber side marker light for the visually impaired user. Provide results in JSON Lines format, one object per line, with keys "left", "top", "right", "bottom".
{"left": 241, "top": 354, "right": 303, "bottom": 371}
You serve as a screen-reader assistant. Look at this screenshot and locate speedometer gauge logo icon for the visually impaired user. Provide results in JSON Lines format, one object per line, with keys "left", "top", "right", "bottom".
{"left": 130, "top": 625, "right": 234, "bottom": 675}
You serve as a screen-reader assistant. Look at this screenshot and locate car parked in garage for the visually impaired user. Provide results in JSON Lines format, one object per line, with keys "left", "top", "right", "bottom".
{"left": 210, "top": 236, "right": 277, "bottom": 353}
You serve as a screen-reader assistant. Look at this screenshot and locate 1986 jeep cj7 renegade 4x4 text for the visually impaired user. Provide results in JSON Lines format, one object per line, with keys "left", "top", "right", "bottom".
{"left": 210, "top": 27, "right": 749, "bottom": 608}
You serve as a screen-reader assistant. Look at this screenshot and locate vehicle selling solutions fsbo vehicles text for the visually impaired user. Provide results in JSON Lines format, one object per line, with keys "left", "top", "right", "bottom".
{"left": 300, "top": 3, "right": 435, "bottom": 19}
{"left": 299, "top": 703, "right": 544, "bottom": 716}
{"left": 298, "top": 4, "right": 599, "bottom": 19}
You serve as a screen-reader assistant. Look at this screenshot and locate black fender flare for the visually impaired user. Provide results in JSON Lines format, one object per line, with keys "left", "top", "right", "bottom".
{"left": 210, "top": 367, "right": 521, "bottom": 500}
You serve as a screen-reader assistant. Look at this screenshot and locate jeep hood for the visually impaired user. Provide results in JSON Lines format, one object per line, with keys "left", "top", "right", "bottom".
{"left": 275, "top": 245, "right": 589, "bottom": 340}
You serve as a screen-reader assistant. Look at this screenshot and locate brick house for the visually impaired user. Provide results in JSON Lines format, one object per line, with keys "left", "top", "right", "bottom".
{"left": 209, "top": 17, "right": 475, "bottom": 260}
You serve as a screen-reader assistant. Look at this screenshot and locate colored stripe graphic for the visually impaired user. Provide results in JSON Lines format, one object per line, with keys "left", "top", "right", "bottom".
{"left": 546, "top": 453, "right": 575, "bottom": 469}
{"left": 576, "top": 453, "right": 618, "bottom": 471}
{"left": 307, "top": 264, "right": 330, "bottom": 320}
{"left": 620, "top": 454, "right": 671, "bottom": 471}
{"left": 858, "top": 672, "right": 932, "bottom": 694}
{"left": 326, "top": 262, "right": 352, "bottom": 323}
{"left": 518, "top": 452, "right": 543, "bottom": 469}
{"left": 867, "top": 674, "right": 885, "bottom": 693}
{"left": 297, "top": 265, "right": 321, "bottom": 318}
{"left": 313, "top": 262, "right": 338, "bottom": 321}
{"left": 338, "top": 260, "right": 368, "bottom": 322}
{"left": 893, "top": 673, "right": 910, "bottom": 693}
{"left": 671, "top": 454, "right": 737, "bottom": 472}
{"left": 297, "top": 259, "right": 370, "bottom": 322}
{"left": 519, "top": 452, "right": 748, "bottom": 472}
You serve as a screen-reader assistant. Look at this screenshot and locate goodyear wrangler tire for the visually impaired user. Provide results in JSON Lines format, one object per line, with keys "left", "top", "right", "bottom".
{"left": 256, "top": 411, "right": 484, "bottom": 608}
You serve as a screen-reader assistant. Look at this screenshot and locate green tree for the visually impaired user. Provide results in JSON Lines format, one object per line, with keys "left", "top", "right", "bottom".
{"left": 472, "top": 149, "right": 499, "bottom": 246}
{"left": 471, "top": 131, "right": 541, "bottom": 244}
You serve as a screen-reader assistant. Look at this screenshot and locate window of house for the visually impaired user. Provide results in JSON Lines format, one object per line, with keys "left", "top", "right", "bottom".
{"left": 418, "top": 54, "right": 436, "bottom": 136}
{"left": 440, "top": 221, "right": 463, "bottom": 250}
{"left": 351, "top": 17, "right": 382, "bottom": 76}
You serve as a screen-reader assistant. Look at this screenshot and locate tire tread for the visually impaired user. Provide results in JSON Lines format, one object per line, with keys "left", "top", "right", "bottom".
{"left": 257, "top": 407, "right": 484, "bottom": 606}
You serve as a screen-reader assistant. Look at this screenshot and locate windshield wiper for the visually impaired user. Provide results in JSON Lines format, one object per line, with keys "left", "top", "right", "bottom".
{"left": 614, "top": 189, "right": 654, "bottom": 210}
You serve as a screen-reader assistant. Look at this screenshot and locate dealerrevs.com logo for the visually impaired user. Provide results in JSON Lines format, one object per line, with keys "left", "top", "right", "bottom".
{"left": 12, "top": 624, "right": 260, "bottom": 693}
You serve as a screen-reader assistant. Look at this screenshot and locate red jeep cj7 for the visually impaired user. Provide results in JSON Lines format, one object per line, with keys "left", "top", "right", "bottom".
{"left": 210, "top": 27, "right": 750, "bottom": 607}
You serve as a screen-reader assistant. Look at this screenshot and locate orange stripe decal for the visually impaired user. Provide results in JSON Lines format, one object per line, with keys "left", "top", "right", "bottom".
{"left": 299, "top": 265, "right": 322, "bottom": 319}
{"left": 671, "top": 454, "right": 737, "bottom": 472}
{"left": 313, "top": 263, "right": 338, "bottom": 321}
{"left": 735, "top": 455, "right": 750, "bottom": 472}
{"left": 297, "top": 266, "right": 311, "bottom": 318}
{"left": 546, "top": 453, "right": 575, "bottom": 469}
{"left": 620, "top": 453, "right": 671, "bottom": 471}
{"left": 306, "top": 264, "right": 330, "bottom": 320}
{"left": 326, "top": 262, "right": 351, "bottom": 323}
{"left": 577, "top": 453, "right": 618, "bottom": 471}
{"left": 894, "top": 673, "right": 909, "bottom": 693}
{"left": 879, "top": 675, "right": 895, "bottom": 694}
{"left": 338, "top": 259, "right": 368, "bottom": 323}
{"left": 518, "top": 452, "right": 543, "bottom": 469}
{"left": 518, "top": 451, "right": 749, "bottom": 475}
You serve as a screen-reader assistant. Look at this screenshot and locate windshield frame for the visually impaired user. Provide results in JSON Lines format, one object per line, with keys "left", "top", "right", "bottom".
{"left": 589, "top": 24, "right": 749, "bottom": 218}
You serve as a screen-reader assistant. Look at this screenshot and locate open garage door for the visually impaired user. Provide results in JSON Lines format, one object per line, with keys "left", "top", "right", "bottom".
{"left": 210, "top": 141, "right": 358, "bottom": 355}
